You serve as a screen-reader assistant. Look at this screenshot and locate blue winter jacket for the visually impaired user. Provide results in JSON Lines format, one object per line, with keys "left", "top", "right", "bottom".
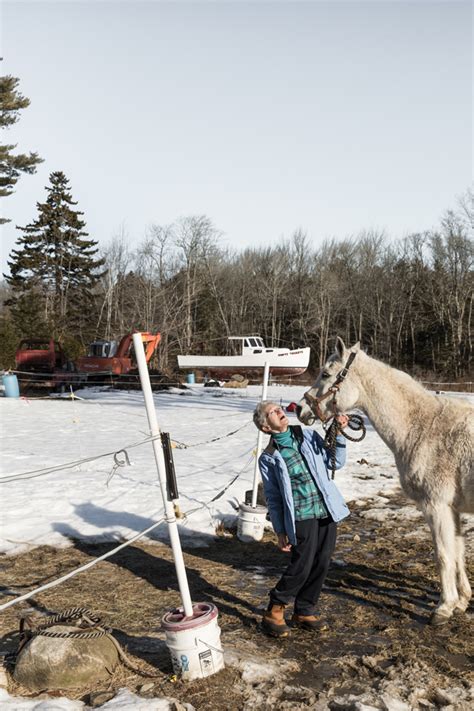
{"left": 259, "top": 426, "right": 350, "bottom": 545}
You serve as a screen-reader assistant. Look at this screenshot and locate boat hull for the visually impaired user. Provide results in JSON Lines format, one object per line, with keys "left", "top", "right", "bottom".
{"left": 177, "top": 347, "right": 310, "bottom": 377}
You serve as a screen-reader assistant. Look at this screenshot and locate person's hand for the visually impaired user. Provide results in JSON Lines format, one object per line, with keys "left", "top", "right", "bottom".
{"left": 335, "top": 414, "right": 349, "bottom": 429}
{"left": 277, "top": 533, "right": 291, "bottom": 552}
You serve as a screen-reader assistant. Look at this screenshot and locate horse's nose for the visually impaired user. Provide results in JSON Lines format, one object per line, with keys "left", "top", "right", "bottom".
{"left": 295, "top": 404, "right": 302, "bottom": 418}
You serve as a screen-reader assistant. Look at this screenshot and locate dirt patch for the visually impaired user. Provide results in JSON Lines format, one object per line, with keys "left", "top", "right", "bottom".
{"left": 1, "top": 491, "right": 473, "bottom": 709}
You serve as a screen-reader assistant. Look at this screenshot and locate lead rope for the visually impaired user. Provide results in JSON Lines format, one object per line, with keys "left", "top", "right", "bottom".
{"left": 323, "top": 414, "right": 366, "bottom": 479}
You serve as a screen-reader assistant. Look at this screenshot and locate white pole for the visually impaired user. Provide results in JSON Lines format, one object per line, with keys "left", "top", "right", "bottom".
{"left": 251, "top": 361, "right": 270, "bottom": 508}
{"left": 132, "top": 333, "right": 194, "bottom": 618}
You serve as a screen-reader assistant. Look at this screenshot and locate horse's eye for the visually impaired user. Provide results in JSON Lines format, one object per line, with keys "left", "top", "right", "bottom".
{"left": 321, "top": 370, "right": 330, "bottom": 379}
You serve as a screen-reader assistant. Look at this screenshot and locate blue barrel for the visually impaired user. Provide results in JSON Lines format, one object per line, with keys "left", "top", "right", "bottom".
{"left": 186, "top": 372, "right": 196, "bottom": 385}
{"left": 3, "top": 373, "right": 20, "bottom": 398}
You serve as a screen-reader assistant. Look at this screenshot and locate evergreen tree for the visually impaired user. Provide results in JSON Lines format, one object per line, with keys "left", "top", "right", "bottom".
{"left": 0, "top": 74, "right": 43, "bottom": 222}
{"left": 5, "top": 171, "right": 106, "bottom": 340}
{"left": 0, "top": 314, "right": 20, "bottom": 369}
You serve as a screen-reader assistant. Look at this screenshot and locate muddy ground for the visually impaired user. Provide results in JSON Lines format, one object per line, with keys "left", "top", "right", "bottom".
{"left": 1, "top": 490, "right": 473, "bottom": 710}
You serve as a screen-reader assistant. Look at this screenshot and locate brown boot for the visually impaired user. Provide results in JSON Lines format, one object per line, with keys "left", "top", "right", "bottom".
{"left": 291, "top": 613, "right": 328, "bottom": 632}
{"left": 262, "top": 604, "right": 290, "bottom": 637}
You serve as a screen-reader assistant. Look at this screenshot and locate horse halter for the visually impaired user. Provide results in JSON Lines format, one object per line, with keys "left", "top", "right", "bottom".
{"left": 303, "top": 351, "right": 357, "bottom": 424}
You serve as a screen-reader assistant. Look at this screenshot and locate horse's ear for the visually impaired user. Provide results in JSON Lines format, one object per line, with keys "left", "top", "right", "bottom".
{"left": 351, "top": 341, "right": 361, "bottom": 353}
{"left": 335, "top": 337, "right": 346, "bottom": 359}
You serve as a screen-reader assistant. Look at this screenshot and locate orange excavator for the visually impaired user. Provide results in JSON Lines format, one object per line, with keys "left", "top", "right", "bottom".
{"left": 75, "top": 332, "right": 161, "bottom": 376}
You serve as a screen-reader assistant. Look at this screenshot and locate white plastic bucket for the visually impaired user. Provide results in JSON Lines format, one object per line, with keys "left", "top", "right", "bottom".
{"left": 161, "top": 602, "right": 224, "bottom": 680}
{"left": 237, "top": 503, "right": 267, "bottom": 542}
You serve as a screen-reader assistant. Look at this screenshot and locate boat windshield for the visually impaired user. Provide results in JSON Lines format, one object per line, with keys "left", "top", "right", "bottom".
{"left": 229, "top": 336, "right": 266, "bottom": 352}
{"left": 244, "top": 337, "right": 265, "bottom": 348}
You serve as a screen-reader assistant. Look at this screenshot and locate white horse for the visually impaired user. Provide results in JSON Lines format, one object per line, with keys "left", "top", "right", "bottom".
{"left": 297, "top": 337, "right": 473, "bottom": 625}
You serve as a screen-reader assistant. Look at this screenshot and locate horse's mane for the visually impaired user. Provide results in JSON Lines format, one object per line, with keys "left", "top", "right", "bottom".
{"left": 354, "top": 349, "right": 435, "bottom": 401}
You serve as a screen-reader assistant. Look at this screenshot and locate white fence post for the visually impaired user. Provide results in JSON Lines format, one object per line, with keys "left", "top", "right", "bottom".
{"left": 132, "top": 333, "right": 193, "bottom": 618}
{"left": 251, "top": 361, "right": 270, "bottom": 508}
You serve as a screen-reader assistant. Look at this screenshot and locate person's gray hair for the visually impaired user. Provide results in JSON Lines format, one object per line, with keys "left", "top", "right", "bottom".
{"left": 253, "top": 400, "right": 276, "bottom": 431}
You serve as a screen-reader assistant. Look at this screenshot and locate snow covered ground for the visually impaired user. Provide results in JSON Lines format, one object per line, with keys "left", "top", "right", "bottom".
{"left": 0, "top": 383, "right": 404, "bottom": 557}
{"left": 1, "top": 383, "right": 472, "bottom": 710}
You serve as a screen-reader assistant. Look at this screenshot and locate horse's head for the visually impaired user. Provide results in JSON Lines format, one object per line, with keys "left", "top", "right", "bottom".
{"left": 297, "top": 337, "right": 361, "bottom": 425}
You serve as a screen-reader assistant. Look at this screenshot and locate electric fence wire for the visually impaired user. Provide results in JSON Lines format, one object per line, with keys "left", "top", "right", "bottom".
{"left": 0, "top": 421, "right": 253, "bottom": 484}
{"left": 172, "top": 420, "right": 252, "bottom": 449}
{"left": 0, "top": 457, "right": 255, "bottom": 613}
{"left": 0, "top": 433, "right": 162, "bottom": 484}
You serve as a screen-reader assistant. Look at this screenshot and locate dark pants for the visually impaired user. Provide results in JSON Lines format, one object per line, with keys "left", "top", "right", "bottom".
{"left": 270, "top": 517, "right": 337, "bottom": 616}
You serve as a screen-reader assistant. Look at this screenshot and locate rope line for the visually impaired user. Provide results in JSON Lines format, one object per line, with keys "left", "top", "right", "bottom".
{"left": 0, "top": 465, "right": 249, "bottom": 612}
{"left": 12, "top": 368, "right": 182, "bottom": 383}
{"left": 172, "top": 420, "right": 252, "bottom": 449}
{"left": 0, "top": 433, "right": 162, "bottom": 484}
{"left": 1, "top": 419, "right": 252, "bottom": 483}
{"left": 0, "top": 516, "right": 165, "bottom": 611}
{"left": 21, "top": 607, "right": 109, "bottom": 640}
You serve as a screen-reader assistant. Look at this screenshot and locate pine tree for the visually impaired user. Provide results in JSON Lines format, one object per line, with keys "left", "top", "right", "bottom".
{"left": 0, "top": 74, "right": 43, "bottom": 222}
{"left": 0, "top": 315, "right": 21, "bottom": 369}
{"left": 5, "top": 171, "right": 106, "bottom": 340}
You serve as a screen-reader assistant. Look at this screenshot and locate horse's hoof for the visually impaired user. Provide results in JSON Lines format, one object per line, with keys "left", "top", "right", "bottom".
{"left": 429, "top": 611, "right": 451, "bottom": 626}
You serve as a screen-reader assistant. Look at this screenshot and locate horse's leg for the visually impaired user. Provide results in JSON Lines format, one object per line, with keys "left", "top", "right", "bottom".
{"left": 423, "top": 502, "right": 459, "bottom": 624}
{"left": 453, "top": 510, "right": 471, "bottom": 612}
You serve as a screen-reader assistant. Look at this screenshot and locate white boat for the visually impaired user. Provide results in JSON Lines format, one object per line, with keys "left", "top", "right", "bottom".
{"left": 177, "top": 336, "right": 310, "bottom": 377}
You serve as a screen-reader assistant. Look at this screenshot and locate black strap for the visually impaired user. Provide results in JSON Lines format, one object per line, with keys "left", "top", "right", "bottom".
{"left": 335, "top": 351, "right": 357, "bottom": 383}
{"left": 264, "top": 441, "right": 276, "bottom": 455}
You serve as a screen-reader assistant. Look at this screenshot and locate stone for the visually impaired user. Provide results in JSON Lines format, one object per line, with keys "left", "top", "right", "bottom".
{"left": 138, "top": 681, "right": 155, "bottom": 693}
{"left": 13, "top": 625, "right": 119, "bottom": 691}
{"left": 89, "top": 690, "right": 116, "bottom": 707}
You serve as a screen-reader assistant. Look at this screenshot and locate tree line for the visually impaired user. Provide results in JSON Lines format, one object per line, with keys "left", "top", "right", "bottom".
{"left": 1, "top": 169, "right": 472, "bottom": 381}
{"left": 96, "top": 201, "right": 472, "bottom": 380}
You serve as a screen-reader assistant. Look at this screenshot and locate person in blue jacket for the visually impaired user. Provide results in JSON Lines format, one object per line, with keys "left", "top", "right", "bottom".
{"left": 253, "top": 400, "right": 350, "bottom": 637}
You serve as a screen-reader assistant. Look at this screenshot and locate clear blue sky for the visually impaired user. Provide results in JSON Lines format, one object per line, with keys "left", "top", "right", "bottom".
{"left": 1, "top": 0, "right": 472, "bottom": 274}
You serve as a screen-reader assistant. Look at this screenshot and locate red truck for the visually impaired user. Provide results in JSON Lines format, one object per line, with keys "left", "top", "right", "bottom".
{"left": 15, "top": 338, "right": 68, "bottom": 373}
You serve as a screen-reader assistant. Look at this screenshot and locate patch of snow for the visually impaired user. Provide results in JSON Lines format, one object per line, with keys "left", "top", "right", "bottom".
{"left": 94, "top": 688, "right": 194, "bottom": 710}
{"left": 0, "top": 688, "right": 195, "bottom": 710}
{"left": 0, "top": 384, "right": 422, "bottom": 556}
{"left": 0, "top": 687, "right": 83, "bottom": 710}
